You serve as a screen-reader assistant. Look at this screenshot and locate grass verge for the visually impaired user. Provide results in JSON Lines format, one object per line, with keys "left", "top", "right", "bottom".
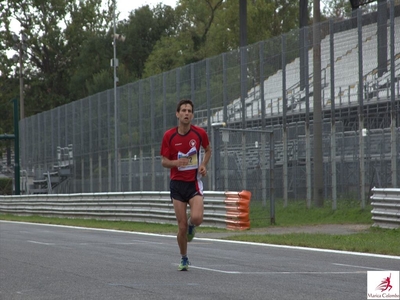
{"left": 224, "top": 228, "right": 399, "bottom": 256}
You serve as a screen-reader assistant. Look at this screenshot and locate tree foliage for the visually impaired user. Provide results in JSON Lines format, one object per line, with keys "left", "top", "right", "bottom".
{"left": 119, "top": 4, "right": 178, "bottom": 79}
{"left": 321, "top": 0, "right": 355, "bottom": 19}
{"left": 0, "top": 0, "right": 113, "bottom": 124}
{"left": 143, "top": 0, "right": 224, "bottom": 77}
{"left": 143, "top": 0, "right": 301, "bottom": 77}
{"left": 79, "top": 4, "right": 178, "bottom": 98}
{"left": 321, "top": 0, "right": 381, "bottom": 19}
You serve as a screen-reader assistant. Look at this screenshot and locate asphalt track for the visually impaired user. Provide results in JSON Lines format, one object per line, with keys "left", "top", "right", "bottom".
{"left": 1, "top": 221, "right": 399, "bottom": 300}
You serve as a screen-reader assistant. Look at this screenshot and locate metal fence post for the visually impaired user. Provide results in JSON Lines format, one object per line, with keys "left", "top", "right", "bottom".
{"left": 13, "top": 98, "right": 20, "bottom": 195}
{"left": 269, "top": 131, "right": 275, "bottom": 224}
{"left": 390, "top": 0, "right": 398, "bottom": 188}
{"left": 330, "top": 19, "right": 337, "bottom": 210}
{"left": 358, "top": 8, "right": 366, "bottom": 209}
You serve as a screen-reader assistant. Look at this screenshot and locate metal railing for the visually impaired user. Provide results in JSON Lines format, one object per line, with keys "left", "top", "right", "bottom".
{"left": 370, "top": 187, "right": 400, "bottom": 229}
{"left": 0, "top": 190, "right": 252, "bottom": 230}
{"left": 2, "top": 189, "right": 399, "bottom": 230}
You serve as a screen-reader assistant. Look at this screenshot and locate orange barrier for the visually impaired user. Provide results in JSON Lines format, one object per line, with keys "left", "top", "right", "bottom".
{"left": 224, "top": 190, "right": 252, "bottom": 230}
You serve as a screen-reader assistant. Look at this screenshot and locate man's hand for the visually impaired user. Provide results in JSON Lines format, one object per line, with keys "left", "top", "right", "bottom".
{"left": 176, "top": 157, "right": 189, "bottom": 168}
{"left": 199, "top": 164, "right": 207, "bottom": 176}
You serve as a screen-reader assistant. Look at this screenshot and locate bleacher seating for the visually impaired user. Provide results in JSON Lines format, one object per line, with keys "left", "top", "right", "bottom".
{"left": 201, "top": 15, "right": 400, "bottom": 126}
{"left": 30, "top": 145, "right": 73, "bottom": 194}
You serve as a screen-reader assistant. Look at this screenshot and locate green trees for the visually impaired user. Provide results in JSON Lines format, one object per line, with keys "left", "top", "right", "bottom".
{"left": 120, "top": 4, "right": 178, "bottom": 79}
{"left": 0, "top": 0, "right": 112, "bottom": 122}
{"left": 143, "top": 0, "right": 302, "bottom": 77}
{"left": 322, "top": 0, "right": 356, "bottom": 18}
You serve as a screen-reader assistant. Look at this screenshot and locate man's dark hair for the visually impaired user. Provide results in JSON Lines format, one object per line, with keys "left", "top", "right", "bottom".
{"left": 176, "top": 99, "right": 194, "bottom": 113}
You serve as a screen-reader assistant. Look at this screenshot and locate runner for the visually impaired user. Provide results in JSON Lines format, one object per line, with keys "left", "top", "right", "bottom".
{"left": 160, "top": 99, "right": 211, "bottom": 271}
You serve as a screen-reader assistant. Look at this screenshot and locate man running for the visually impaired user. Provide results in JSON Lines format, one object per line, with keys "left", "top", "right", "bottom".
{"left": 160, "top": 99, "right": 211, "bottom": 271}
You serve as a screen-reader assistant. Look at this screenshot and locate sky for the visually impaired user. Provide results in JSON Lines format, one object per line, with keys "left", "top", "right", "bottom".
{"left": 117, "top": 0, "right": 178, "bottom": 20}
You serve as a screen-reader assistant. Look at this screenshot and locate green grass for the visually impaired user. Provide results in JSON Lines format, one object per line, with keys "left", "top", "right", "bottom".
{"left": 227, "top": 199, "right": 399, "bottom": 256}
{"left": 249, "top": 198, "right": 373, "bottom": 227}
{"left": 227, "top": 228, "right": 400, "bottom": 256}
{"left": 1, "top": 199, "right": 399, "bottom": 256}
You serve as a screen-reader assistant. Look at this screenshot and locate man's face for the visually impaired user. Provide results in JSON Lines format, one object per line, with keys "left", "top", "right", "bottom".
{"left": 176, "top": 104, "right": 193, "bottom": 124}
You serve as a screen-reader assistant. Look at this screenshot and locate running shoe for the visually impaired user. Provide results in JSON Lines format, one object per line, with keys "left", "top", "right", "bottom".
{"left": 178, "top": 257, "right": 190, "bottom": 271}
{"left": 187, "top": 223, "right": 196, "bottom": 242}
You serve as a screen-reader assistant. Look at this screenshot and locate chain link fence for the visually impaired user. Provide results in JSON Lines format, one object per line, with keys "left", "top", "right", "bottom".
{"left": 19, "top": 2, "right": 400, "bottom": 204}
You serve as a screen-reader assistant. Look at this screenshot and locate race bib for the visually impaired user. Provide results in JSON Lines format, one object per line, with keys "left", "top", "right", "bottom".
{"left": 178, "top": 147, "right": 198, "bottom": 171}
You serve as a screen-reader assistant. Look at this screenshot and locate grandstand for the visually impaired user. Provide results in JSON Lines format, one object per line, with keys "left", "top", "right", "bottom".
{"left": 198, "top": 13, "right": 400, "bottom": 131}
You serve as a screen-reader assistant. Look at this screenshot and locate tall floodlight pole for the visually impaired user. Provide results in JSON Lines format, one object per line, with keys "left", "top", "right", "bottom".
{"left": 239, "top": 0, "right": 247, "bottom": 190}
{"left": 113, "top": 0, "right": 118, "bottom": 191}
{"left": 313, "top": 0, "right": 323, "bottom": 207}
{"left": 299, "top": 0, "right": 308, "bottom": 91}
{"left": 12, "top": 33, "right": 27, "bottom": 120}
{"left": 18, "top": 39, "right": 24, "bottom": 120}
{"left": 239, "top": 0, "right": 247, "bottom": 129}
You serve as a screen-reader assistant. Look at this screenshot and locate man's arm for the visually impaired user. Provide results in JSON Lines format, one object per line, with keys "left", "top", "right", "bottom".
{"left": 199, "top": 144, "right": 211, "bottom": 176}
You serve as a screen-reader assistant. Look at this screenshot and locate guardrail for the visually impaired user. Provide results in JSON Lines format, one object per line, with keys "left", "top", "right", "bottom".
{"left": 370, "top": 187, "right": 400, "bottom": 229}
{"left": 0, "top": 190, "right": 252, "bottom": 230}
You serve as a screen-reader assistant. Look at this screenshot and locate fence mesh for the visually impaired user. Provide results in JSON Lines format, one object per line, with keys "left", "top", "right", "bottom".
{"left": 20, "top": 3, "right": 400, "bottom": 203}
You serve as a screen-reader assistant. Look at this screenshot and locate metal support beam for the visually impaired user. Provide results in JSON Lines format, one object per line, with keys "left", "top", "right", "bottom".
{"left": 0, "top": 134, "right": 15, "bottom": 140}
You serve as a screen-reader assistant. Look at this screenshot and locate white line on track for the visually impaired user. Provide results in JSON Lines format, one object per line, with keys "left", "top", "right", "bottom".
{"left": 27, "top": 240, "right": 55, "bottom": 246}
{"left": 189, "top": 266, "right": 241, "bottom": 274}
{"left": 332, "top": 263, "right": 385, "bottom": 270}
{"left": 188, "top": 265, "right": 365, "bottom": 275}
{"left": 113, "top": 240, "right": 164, "bottom": 245}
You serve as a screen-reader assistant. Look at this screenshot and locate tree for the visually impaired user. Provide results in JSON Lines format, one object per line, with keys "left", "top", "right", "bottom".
{"left": 0, "top": 39, "right": 18, "bottom": 133}
{"left": 143, "top": 0, "right": 224, "bottom": 77}
{"left": 82, "top": 4, "right": 178, "bottom": 96}
{"left": 119, "top": 4, "right": 178, "bottom": 79}
{"left": 69, "top": 34, "right": 113, "bottom": 100}
{"left": 143, "top": 0, "right": 301, "bottom": 77}
{"left": 320, "top": 0, "right": 379, "bottom": 19}
{"left": 56, "top": 0, "right": 114, "bottom": 102}
{"left": 0, "top": 2, "right": 26, "bottom": 129}
{"left": 321, "top": 0, "right": 354, "bottom": 19}
{"left": 0, "top": 0, "right": 113, "bottom": 116}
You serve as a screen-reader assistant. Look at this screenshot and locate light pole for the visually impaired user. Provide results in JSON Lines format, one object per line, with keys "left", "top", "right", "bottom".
{"left": 313, "top": 0, "right": 323, "bottom": 207}
{"left": 112, "top": 0, "right": 119, "bottom": 191}
{"left": 111, "top": 1, "right": 126, "bottom": 192}
{"left": 13, "top": 98, "right": 20, "bottom": 195}
{"left": 12, "top": 32, "right": 27, "bottom": 120}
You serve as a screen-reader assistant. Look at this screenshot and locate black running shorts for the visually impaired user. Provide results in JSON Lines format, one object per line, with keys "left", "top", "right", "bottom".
{"left": 170, "top": 180, "right": 202, "bottom": 203}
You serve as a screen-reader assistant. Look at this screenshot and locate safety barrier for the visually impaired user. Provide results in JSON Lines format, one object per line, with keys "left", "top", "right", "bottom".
{"left": 0, "top": 190, "right": 252, "bottom": 230}
{"left": 224, "top": 191, "right": 251, "bottom": 230}
{"left": 370, "top": 187, "right": 400, "bottom": 229}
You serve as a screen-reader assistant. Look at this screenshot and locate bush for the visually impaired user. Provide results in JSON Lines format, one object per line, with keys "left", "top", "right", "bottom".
{"left": 0, "top": 177, "right": 13, "bottom": 195}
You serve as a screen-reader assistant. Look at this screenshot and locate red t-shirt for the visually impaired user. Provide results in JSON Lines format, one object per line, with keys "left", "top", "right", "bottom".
{"left": 160, "top": 125, "right": 210, "bottom": 181}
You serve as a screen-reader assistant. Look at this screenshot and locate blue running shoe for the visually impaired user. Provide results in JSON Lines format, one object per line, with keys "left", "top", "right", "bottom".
{"left": 187, "top": 223, "right": 196, "bottom": 242}
{"left": 178, "top": 257, "right": 190, "bottom": 271}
